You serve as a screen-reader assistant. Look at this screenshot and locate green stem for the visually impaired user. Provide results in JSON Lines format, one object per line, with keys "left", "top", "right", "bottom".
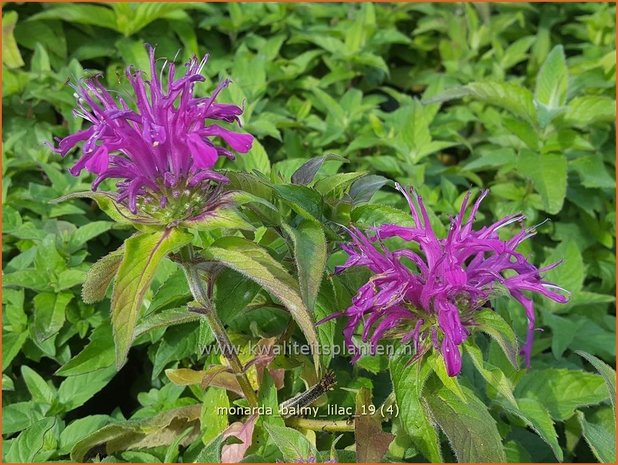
{"left": 181, "top": 247, "right": 259, "bottom": 408}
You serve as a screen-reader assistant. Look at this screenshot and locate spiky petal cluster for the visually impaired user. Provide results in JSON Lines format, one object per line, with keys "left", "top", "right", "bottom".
{"left": 323, "top": 185, "right": 568, "bottom": 376}
{"left": 52, "top": 45, "right": 253, "bottom": 216}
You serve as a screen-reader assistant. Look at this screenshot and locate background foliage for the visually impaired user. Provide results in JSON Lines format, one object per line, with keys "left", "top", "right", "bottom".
{"left": 2, "top": 2, "right": 616, "bottom": 463}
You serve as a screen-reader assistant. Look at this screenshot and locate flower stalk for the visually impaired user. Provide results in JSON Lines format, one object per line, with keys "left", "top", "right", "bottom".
{"left": 180, "top": 247, "right": 259, "bottom": 408}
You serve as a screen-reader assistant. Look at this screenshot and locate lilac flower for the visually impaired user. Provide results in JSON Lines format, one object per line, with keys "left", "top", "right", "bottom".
{"left": 322, "top": 184, "right": 568, "bottom": 376}
{"left": 52, "top": 45, "right": 253, "bottom": 218}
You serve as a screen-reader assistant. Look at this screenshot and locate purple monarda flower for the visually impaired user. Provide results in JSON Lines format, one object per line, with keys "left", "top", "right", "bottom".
{"left": 52, "top": 45, "right": 253, "bottom": 218}
{"left": 322, "top": 184, "right": 568, "bottom": 376}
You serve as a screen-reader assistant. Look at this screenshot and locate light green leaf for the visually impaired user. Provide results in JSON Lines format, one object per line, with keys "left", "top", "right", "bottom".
{"left": 111, "top": 229, "right": 192, "bottom": 369}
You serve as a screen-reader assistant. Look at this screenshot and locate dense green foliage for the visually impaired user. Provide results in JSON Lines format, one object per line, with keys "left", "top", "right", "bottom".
{"left": 2, "top": 2, "right": 616, "bottom": 463}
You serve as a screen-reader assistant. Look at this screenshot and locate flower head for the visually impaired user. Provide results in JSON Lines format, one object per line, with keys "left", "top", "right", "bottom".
{"left": 322, "top": 185, "right": 568, "bottom": 376}
{"left": 52, "top": 45, "right": 253, "bottom": 219}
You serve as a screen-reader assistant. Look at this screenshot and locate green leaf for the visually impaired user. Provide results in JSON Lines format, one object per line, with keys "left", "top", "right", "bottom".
{"left": 424, "top": 380, "right": 506, "bottom": 462}
{"left": 351, "top": 204, "right": 415, "bottom": 228}
{"left": 283, "top": 220, "right": 327, "bottom": 311}
{"left": 112, "top": 2, "right": 190, "bottom": 36}
{"left": 31, "top": 42, "right": 51, "bottom": 74}
{"left": 111, "top": 229, "right": 192, "bottom": 369}
{"left": 56, "top": 324, "right": 115, "bottom": 376}
{"left": 82, "top": 247, "right": 124, "bottom": 304}
{"left": 33, "top": 291, "right": 72, "bottom": 341}
{"left": 465, "top": 343, "right": 518, "bottom": 408}
{"left": 204, "top": 237, "right": 320, "bottom": 371}
{"left": 134, "top": 308, "right": 200, "bottom": 339}
{"left": 21, "top": 366, "right": 56, "bottom": 405}
{"left": 237, "top": 139, "right": 271, "bottom": 175}
{"left": 2, "top": 331, "right": 28, "bottom": 370}
{"left": 576, "top": 351, "right": 616, "bottom": 416}
{"left": 291, "top": 154, "right": 348, "bottom": 185}
{"left": 542, "top": 310, "right": 578, "bottom": 358}
{"left": 71, "top": 405, "right": 201, "bottom": 461}
{"left": 389, "top": 348, "right": 442, "bottom": 462}
{"left": 313, "top": 172, "right": 367, "bottom": 196}
{"left": 535, "top": 45, "right": 568, "bottom": 109}
{"left": 58, "top": 366, "right": 117, "bottom": 412}
{"left": 543, "top": 240, "right": 584, "bottom": 295}
{"left": 349, "top": 175, "right": 390, "bottom": 204}
{"left": 212, "top": 267, "right": 262, "bottom": 322}
{"left": 5, "top": 417, "right": 58, "bottom": 463}
{"left": 518, "top": 151, "right": 567, "bottom": 214}
{"left": 30, "top": 3, "right": 117, "bottom": 30}
{"left": 564, "top": 96, "right": 616, "bottom": 126}
{"left": 68, "top": 221, "right": 114, "bottom": 252}
{"left": 577, "top": 410, "right": 616, "bottom": 463}
{"left": 426, "top": 352, "right": 466, "bottom": 402}
{"left": 59, "top": 416, "right": 111, "bottom": 456}
{"left": 200, "top": 387, "right": 229, "bottom": 444}
{"left": 273, "top": 184, "right": 323, "bottom": 221}
{"left": 195, "top": 432, "right": 226, "bottom": 462}
{"left": 570, "top": 155, "right": 615, "bottom": 189}
{"left": 497, "top": 398, "right": 563, "bottom": 461}
{"left": 51, "top": 191, "right": 159, "bottom": 227}
{"left": 515, "top": 368, "right": 610, "bottom": 421}
{"left": 263, "top": 423, "right": 318, "bottom": 462}
{"left": 474, "top": 309, "right": 519, "bottom": 368}
{"left": 183, "top": 207, "right": 254, "bottom": 232}
{"left": 1, "top": 402, "right": 46, "bottom": 436}
{"left": 2, "top": 11, "right": 25, "bottom": 69}
{"left": 429, "top": 81, "right": 537, "bottom": 125}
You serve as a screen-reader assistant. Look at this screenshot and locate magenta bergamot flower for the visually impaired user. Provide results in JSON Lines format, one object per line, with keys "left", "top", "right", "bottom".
{"left": 321, "top": 184, "right": 568, "bottom": 376}
{"left": 52, "top": 45, "right": 253, "bottom": 219}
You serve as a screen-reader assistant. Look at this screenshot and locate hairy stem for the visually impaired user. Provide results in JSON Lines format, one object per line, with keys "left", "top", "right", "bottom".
{"left": 181, "top": 247, "right": 259, "bottom": 408}
{"left": 285, "top": 417, "right": 355, "bottom": 432}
